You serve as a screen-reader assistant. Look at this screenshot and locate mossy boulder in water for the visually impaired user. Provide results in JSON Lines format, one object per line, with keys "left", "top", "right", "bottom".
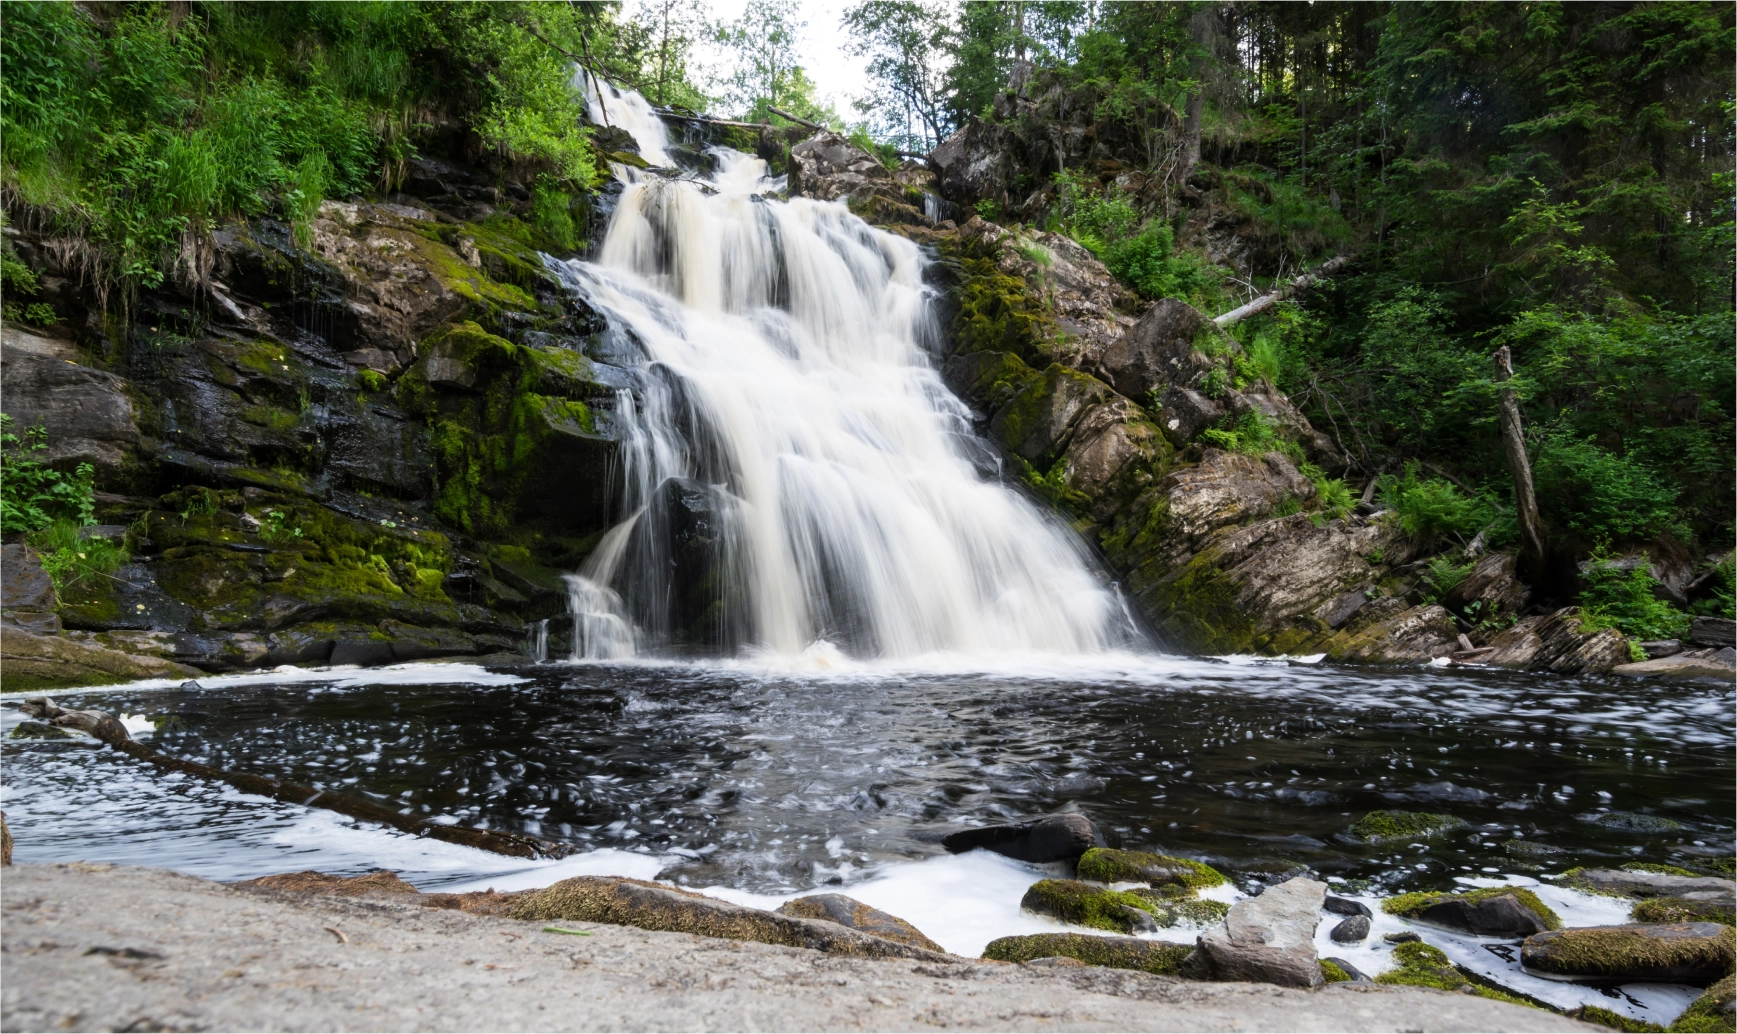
{"left": 1075, "top": 847, "right": 1227, "bottom": 889}
{"left": 1634, "top": 897, "right": 1737, "bottom": 927}
{"left": 1668, "top": 973, "right": 1735, "bottom": 1033}
{"left": 981, "top": 932, "right": 1192, "bottom": 975}
{"left": 1563, "top": 865, "right": 1736, "bottom": 899}
{"left": 1377, "top": 941, "right": 1535, "bottom": 1008}
{"left": 1381, "top": 887, "right": 1561, "bottom": 936}
{"left": 1523, "top": 923, "right": 1735, "bottom": 986}
{"left": 774, "top": 893, "right": 944, "bottom": 953}
{"left": 1020, "top": 879, "right": 1160, "bottom": 934}
{"left": 1348, "top": 810, "right": 1468, "bottom": 844}
{"left": 1127, "top": 888, "right": 1230, "bottom": 927}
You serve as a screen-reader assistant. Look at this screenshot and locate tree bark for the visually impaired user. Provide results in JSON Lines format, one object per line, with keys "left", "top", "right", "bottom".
{"left": 1178, "top": 6, "right": 1214, "bottom": 183}
{"left": 1213, "top": 254, "right": 1351, "bottom": 326}
{"left": 1494, "top": 345, "right": 1547, "bottom": 577}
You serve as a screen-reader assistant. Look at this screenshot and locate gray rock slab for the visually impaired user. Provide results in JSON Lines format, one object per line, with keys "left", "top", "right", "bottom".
{"left": 1194, "top": 876, "right": 1327, "bottom": 989}
{"left": 1571, "top": 868, "right": 1736, "bottom": 900}
{"left": 0, "top": 864, "right": 1597, "bottom": 1033}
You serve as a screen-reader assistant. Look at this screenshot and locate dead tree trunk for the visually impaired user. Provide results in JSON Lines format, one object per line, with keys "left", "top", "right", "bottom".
{"left": 18, "top": 696, "right": 571, "bottom": 861}
{"left": 1494, "top": 346, "right": 1547, "bottom": 578}
{"left": 1214, "top": 254, "right": 1351, "bottom": 327}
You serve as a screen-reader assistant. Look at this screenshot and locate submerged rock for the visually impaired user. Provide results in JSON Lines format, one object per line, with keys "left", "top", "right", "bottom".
{"left": 941, "top": 814, "right": 1105, "bottom": 864}
{"left": 1582, "top": 813, "right": 1685, "bottom": 835}
{"left": 775, "top": 893, "right": 944, "bottom": 952}
{"left": 1521, "top": 922, "right": 1735, "bottom": 985}
{"left": 981, "top": 932, "right": 1192, "bottom": 976}
{"left": 1020, "top": 879, "right": 1159, "bottom": 934}
{"left": 507, "top": 876, "right": 950, "bottom": 961}
{"left": 1075, "top": 847, "right": 1227, "bottom": 889}
{"left": 1187, "top": 876, "right": 1326, "bottom": 988}
{"left": 1347, "top": 810, "right": 1468, "bottom": 844}
{"left": 1382, "top": 888, "right": 1560, "bottom": 938}
{"left": 1565, "top": 866, "right": 1734, "bottom": 898}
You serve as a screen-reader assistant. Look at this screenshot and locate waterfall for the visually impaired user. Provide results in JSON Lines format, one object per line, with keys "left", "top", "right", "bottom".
{"left": 556, "top": 86, "right": 1145, "bottom": 662}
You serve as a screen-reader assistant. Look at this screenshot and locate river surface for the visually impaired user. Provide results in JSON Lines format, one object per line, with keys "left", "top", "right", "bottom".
{"left": 4, "top": 657, "right": 1730, "bottom": 1021}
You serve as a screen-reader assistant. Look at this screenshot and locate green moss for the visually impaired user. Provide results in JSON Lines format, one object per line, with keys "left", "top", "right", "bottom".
{"left": 1567, "top": 1006, "right": 1666, "bottom": 1032}
{"left": 1145, "top": 548, "right": 1259, "bottom": 654}
{"left": 948, "top": 253, "right": 1055, "bottom": 365}
{"left": 1625, "top": 862, "right": 1701, "bottom": 878}
{"left": 1077, "top": 848, "right": 1228, "bottom": 889}
{"left": 1377, "top": 941, "right": 1538, "bottom": 1008}
{"left": 1670, "top": 974, "right": 1736, "bottom": 1033}
{"left": 1320, "top": 959, "right": 1352, "bottom": 982}
{"left": 407, "top": 228, "right": 537, "bottom": 317}
{"left": 1632, "top": 898, "right": 1737, "bottom": 926}
{"left": 1529, "top": 925, "right": 1735, "bottom": 979}
{"left": 239, "top": 404, "right": 299, "bottom": 432}
{"left": 1350, "top": 810, "right": 1468, "bottom": 844}
{"left": 1380, "top": 886, "right": 1561, "bottom": 930}
{"left": 357, "top": 369, "right": 388, "bottom": 393}
{"left": 981, "top": 932, "right": 1193, "bottom": 975}
{"left": 1020, "top": 879, "right": 1159, "bottom": 934}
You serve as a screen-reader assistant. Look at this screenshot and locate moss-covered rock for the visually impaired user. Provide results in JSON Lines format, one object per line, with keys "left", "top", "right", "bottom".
{"left": 1126, "top": 888, "right": 1231, "bottom": 927}
{"left": 1521, "top": 923, "right": 1735, "bottom": 985}
{"left": 774, "top": 893, "right": 944, "bottom": 953}
{"left": 1381, "top": 887, "right": 1561, "bottom": 935}
{"left": 1565, "top": 1005, "right": 1665, "bottom": 1032}
{"left": 1349, "top": 810, "right": 1468, "bottom": 844}
{"left": 1669, "top": 973, "right": 1735, "bottom": 1033}
{"left": 1634, "top": 897, "right": 1737, "bottom": 927}
{"left": 1375, "top": 941, "right": 1537, "bottom": 1009}
{"left": 981, "top": 931, "right": 1193, "bottom": 975}
{"left": 1076, "top": 847, "right": 1228, "bottom": 889}
{"left": 1320, "top": 958, "right": 1352, "bottom": 982}
{"left": 1020, "top": 879, "right": 1161, "bottom": 934}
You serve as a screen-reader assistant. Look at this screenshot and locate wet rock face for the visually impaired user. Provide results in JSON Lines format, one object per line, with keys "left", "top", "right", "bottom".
{"left": 1188, "top": 876, "right": 1326, "bottom": 988}
{"left": 988, "top": 364, "right": 1116, "bottom": 466}
{"left": 941, "top": 814, "right": 1106, "bottom": 864}
{"left": 1521, "top": 922, "right": 1736, "bottom": 985}
{"left": 775, "top": 894, "right": 944, "bottom": 953}
{"left": 1, "top": 327, "right": 139, "bottom": 471}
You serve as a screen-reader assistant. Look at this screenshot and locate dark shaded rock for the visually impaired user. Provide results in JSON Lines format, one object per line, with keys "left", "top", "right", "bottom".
{"left": 775, "top": 893, "right": 944, "bottom": 953}
{"left": 1151, "top": 385, "right": 1225, "bottom": 450}
{"left": 1319, "top": 587, "right": 1371, "bottom": 631}
{"left": 1329, "top": 914, "right": 1370, "bottom": 943}
{"left": 929, "top": 121, "right": 1012, "bottom": 210}
{"left": 9, "top": 720, "right": 78, "bottom": 740}
{"left": 506, "top": 875, "right": 950, "bottom": 961}
{"left": 1324, "top": 895, "right": 1373, "bottom": 918}
{"left": 1075, "top": 848, "right": 1228, "bottom": 889}
{"left": 1483, "top": 607, "right": 1631, "bottom": 675}
{"left": 1091, "top": 298, "right": 1208, "bottom": 401}
{"left": 1019, "top": 879, "right": 1159, "bottom": 935}
{"left": 1583, "top": 812, "right": 1685, "bottom": 835}
{"left": 1639, "top": 639, "right": 1683, "bottom": 658}
{"left": 1390, "top": 890, "right": 1558, "bottom": 937}
{"left": 1443, "top": 553, "right": 1530, "bottom": 621}
{"left": 1503, "top": 839, "right": 1566, "bottom": 859}
{"left": 1, "top": 327, "right": 140, "bottom": 471}
{"left": 981, "top": 932, "right": 1192, "bottom": 976}
{"left": 1384, "top": 931, "right": 1422, "bottom": 944}
{"left": 988, "top": 364, "right": 1114, "bottom": 466}
{"left": 1689, "top": 616, "right": 1735, "bottom": 649}
{"left": 1521, "top": 923, "right": 1735, "bottom": 985}
{"left": 1, "top": 545, "right": 61, "bottom": 635}
{"left": 621, "top": 477, "right": 742, "bottom": 649}
{"left": 941, "top": 813, "right": 1105, "bottom": 864}
{"left": 1324, "top": 956, "right": 1372, "bottom": 983}
{"left": 1566, "top": 867, "right": 1734, "bottom": 899}
{"left": 1190, "top": 876, "right": 1326, "bottom": 989}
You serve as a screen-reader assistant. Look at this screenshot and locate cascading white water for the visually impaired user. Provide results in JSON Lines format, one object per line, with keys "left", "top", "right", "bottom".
{"left": 557, "top": 85, "right": 1144, "bottom": 662}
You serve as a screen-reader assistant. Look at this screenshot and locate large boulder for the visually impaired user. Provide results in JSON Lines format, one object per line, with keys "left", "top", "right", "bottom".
{"left": 1482, "top": 607, "right": 1633, "bottom": 675}
{"left": 0, "top": 625, "right": 196, "bottom": 692}
{"left": 1091, "top": 298, "right": 1209, "bottom": 401}
{"left": 1521, "top": 923, "right": 1735, "bottom": 985}
{"left": 1075, "top": 848, "right": 1228, "bottom": 889}
{"left": 1152, "top": 385, "right": 1225, "bottom": 449}
{"left": 787, "top": 132, "right": 896, "bottom": 204}
{"left": 775, "top": 894, "right": 944, "bottom": 953}
{"left": 1443, "top": 552, "right": 1530, "bottom": 619}
{"left": 929, "top": 121, "right": 1013, "bottom": 210}
{"left": 1186, "top": 876, "right": 1326, "bottom": 988}
{"left": 1, "top": 327, "right": 139, "bottom": 471}
{"left": 941, "top": 813, "right": 1105, "bottom": 864}
{"left": 1382, "top": 887, "right": 1560, "bottom": 938}
{"left": 1565, "top": 868, "right": 1736, "bottom": 900}
{"left": 1020, "top": 879, "right": 1161, "bottom": 935}
{"left": 988, "top": 364, "right": 1115, "bottom": 466}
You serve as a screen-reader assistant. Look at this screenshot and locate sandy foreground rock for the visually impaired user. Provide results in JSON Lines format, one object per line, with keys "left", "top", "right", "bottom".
{"left": 0, "top": 864, "right": 1595, "bottom": 1033}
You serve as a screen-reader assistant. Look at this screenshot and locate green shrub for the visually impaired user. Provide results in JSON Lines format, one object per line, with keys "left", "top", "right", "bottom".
{"left": 1579, "top": 554, "right": 1690, "bottom": 641}
{"left": 26, "top": 518, "right": 130, "bottom": 593}
{"left": 1379, "top": 463, "right": 1494, "bottom": 540}
{"left": 1422, "top": 555, "right": 1473, "bottom": 602}
{"left": 1535, "top": 434, "right": 1683, "bottom": 543}
{"left": 1689, "top": 555, "right": 1734, "bottom": 619}
{"left": 1055, "top": 170, "right": 1203, "bottom": 300}
{"left": 1199, "top": 411, "right": 1301, "bottom": 460}
{"left": 1246, "top": 332, "right": 1284, "bottom": 386}
{"left": 1, "top": 417, "right": 95, "bottom": 534}
{"left": 1300, "top": 462, "right": 1353, "bottom": 520}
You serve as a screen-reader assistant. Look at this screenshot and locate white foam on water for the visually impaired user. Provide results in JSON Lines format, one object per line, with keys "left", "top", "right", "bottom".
{"left": 0, "top": 662, "right": 529, "bottom": 701}
{"left": 434, "top": 847, "right": 671, "bottom": 893}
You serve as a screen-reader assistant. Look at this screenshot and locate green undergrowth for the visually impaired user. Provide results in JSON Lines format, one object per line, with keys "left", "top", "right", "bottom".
{"left": 1, "top": 417, "right": 96, "bottom": 534}
{"left": 26, "top": 520, "right": 131, "bottom": 595}
{"left": 1380, "top": 886, "right": 1562, "bottom": 930}
{"left": 1349, "top": 810, "right": 1468, "bottom": 844}
{"left": 1199, "top": 411, "right": 1303, "bottom": 462}
{"left": 1053, "top": 169, "right": 1210, "bottom": 304}
{"left": 1578, "top": 552, "right": 1692, "bottom": 641}
{"left": 1668, "top": 975, "right": 1736, "bottom": 1034}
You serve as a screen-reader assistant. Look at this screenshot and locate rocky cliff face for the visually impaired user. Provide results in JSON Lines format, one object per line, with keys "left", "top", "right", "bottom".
{"left": 1, "top": 154, "right": 632, "bottom": 688}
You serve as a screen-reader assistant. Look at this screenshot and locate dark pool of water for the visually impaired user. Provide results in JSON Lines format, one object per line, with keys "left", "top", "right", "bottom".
{"left": 3, "top": 657, "right": 1731, "bottom": 892}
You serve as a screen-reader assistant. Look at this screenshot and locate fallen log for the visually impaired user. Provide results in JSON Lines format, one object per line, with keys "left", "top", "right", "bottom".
{"left": 1214, "top": 255, "right": 1352, "bottom": 327}
{"left": 17, "top": 696, "right": 570, "bottom": 861}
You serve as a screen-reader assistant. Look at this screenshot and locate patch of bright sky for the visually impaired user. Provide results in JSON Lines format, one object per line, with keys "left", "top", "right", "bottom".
{"left": 624, "top": 0, "right": 873, "bottom": 119}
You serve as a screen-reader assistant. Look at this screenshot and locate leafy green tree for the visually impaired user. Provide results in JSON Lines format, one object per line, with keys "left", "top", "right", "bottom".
{"left": 842, "top": 1, "right": 952, "bottom": 152}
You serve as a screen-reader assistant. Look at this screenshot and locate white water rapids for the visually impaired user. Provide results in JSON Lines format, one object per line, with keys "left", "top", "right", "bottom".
{"left": 555, "top": 85, "right": 1142, "bottom": 661}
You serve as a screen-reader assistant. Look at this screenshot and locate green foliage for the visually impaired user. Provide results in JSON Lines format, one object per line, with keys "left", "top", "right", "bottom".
{"left": 1299, "top": 462, "right": 1352, "bottom": 521}
{"left": 1690, "top": 556, "right": 1735, "bottom": 619}
{"left": 1054, "top": 170, "right": 1203, "bottom": 301}
{"left": 1199, "top": 411, "right": 1299, "bottom": 461}
{"left": 1421, "top": 555, "right": 1472, "bottom": 603}
{"left": 529, "top": 177, "right": 579, "bottom": 252}
{"left": 1534, "top": 434, "right": 1684, "bottom": 544}
{"left": 1578, "top": 554, "right": 1690, "bottom": 642}
{"left": 356, "top": 369, "right": 389, "bottom": 394}
{"left": 26, "top": 519, "right": 130, "bottom": 593}
{"left": 1, "top": 417, "right": 95, "bottom": 534}
{"left": 260, "top": 508, "right": 306, "bottom": 545}
{"left": 1378, "top": 464, "right": 1493, "bottom": 541}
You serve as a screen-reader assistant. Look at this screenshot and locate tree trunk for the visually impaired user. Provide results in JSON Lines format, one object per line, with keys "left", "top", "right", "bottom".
{"left": 1213, "top": 254, "right": 1351, "bottom": 326}
{"left": 1178, "top": 6, "right": 1214, "bottom": 183}
{"left": 1494, "top": 346, "right": 1547, "bottom": 578}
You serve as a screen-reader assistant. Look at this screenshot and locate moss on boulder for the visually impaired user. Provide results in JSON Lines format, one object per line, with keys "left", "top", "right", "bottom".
{"left": 1349, "top": 810, "right": 1468, "bottom": 844}
{"left": 1320, "top": 958, "right": 1352, "bottom": 982}
{"left": 981, "top": 932, "right": 1192, "bottom": 975}
{"left": 1020, "top": 878, "right": 1160, "bottom": 934}
{"left": 1076, "top": 847, "right": 1228, "bottom": 889}
{"left": 1634, "top": 897, "right": 1737, "bottom": 927}
{"left": 1669, "top": 973, "right": 1735, "bottom": 1033}
{"left": 1376, "top": 941, "right": 1537, "bottom": 1009}
{"left": 1381, "top": 886, "right": 1561, "bottom": 932}
{"left": 1521, "top": 923, "right": 1735, "bottom": 985}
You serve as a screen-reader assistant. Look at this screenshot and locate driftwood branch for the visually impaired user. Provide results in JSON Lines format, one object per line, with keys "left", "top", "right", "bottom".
{"left": 19, "top": 697, "right": 570, "bottom": 861}
{"left": 765, "top": 106, "right": 826, "bottom": 131}
{"left": 1494, "top": 346, "right": 1546, "bottom": 577}
{"left": 1213, "top": 254, "right": 1352, "bottom": 327}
